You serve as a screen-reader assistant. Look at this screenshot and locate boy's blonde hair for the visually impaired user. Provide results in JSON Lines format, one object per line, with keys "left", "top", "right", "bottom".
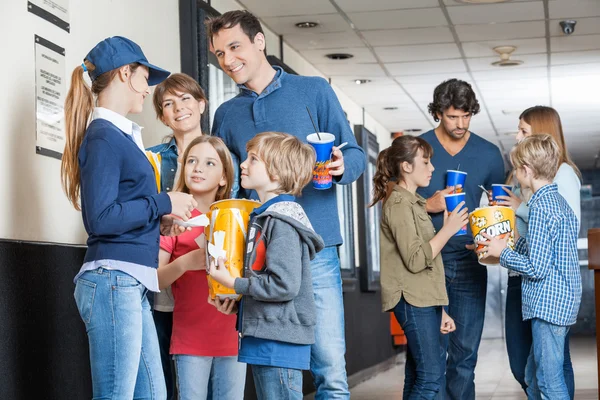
{"left": 246, "top": 132, "right": 316, "bottom": 196}
{"left": 510, "top": 134, "right": 561, "bottom": 181}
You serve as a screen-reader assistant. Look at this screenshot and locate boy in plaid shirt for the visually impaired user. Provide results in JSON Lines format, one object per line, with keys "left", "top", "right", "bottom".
{"left": 479, "top": 134, "right": 581, "bottom": 399}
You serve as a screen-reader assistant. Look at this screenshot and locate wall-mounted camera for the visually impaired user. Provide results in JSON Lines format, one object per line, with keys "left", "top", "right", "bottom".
{"left": 560, "top": 20, "right": 577, "bottom": 35}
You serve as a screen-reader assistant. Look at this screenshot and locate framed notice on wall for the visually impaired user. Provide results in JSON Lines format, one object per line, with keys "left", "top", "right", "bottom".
{"left": 35, "top": 35, "right": 66, "bottom": 160}
{"left": 28, "top": 0, "right": 70, "bottom": 32}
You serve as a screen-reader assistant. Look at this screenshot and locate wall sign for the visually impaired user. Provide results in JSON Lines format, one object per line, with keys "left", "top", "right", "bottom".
{"left": 35, "top": 35, "right": 66, "bottom": 160}
{"left": 28, "top": 0, "right": 70, "bottom": 32}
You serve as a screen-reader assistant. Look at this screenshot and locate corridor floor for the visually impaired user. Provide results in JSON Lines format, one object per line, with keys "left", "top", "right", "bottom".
{"left": 349, "top": 336, "right": 598, "bottom": 399}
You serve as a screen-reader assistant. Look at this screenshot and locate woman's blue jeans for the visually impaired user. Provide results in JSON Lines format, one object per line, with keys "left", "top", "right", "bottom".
{"left": 74, "top": 268, "right": 166, "bottom": 399}
{"left": 393, "top": 297, "right": 446, "bottom": 400}
{"left": 505, "top": 275, "right": 574, "bottom": 399}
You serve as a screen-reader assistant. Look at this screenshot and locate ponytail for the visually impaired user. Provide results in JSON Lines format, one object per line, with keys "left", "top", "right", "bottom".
{"left": 61, "top": 61, "right": 94, "bottom": 210}
{"left": 369, "top": 148, "right": 393, "bottom": 207}
{"left": 368, "top": 135, "right": 434, "bottom": 208}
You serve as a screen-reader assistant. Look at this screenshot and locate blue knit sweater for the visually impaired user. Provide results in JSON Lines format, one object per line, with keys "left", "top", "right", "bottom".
{"left": 79, "top": 119, "right": 172, "bottom": 268}
{"left": 212, "top": 67, "right": 366, "bottom": 246}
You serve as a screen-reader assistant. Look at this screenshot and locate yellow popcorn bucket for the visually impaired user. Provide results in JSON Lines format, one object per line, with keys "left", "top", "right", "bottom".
{"left": 206, "top": 199, "right": 261, "bottom": 300}
{"left": 470, "top": 206, "right": 516, "bottom": 265}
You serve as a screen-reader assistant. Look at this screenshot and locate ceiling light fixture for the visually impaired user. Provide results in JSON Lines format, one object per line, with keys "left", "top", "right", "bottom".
{"left": 325, "top": 53, "right": 354, "bottom": 60}
{"left": 354, "top": 79, "right": 371, "bottom": 85}
{"left": 404, "top": 128, "right": 422, "bottom": 133}
{"left": 383, "top": 106, "right": 398, "bottom": 110}
{"left": 491, "top": 46, "right": 524, "bottom": 67}
{"left": 295, "top": 21, "right": 319, "bottom": 28}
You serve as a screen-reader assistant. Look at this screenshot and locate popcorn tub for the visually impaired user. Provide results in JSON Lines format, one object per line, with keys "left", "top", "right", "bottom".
{"left": 470, "top": 206, "right": 516, "bottom": 265}
{"left": 205, "top": 199, "right": 261, "bottom": 299}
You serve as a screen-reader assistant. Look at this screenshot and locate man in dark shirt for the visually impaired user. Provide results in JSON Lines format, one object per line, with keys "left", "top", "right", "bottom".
{"left": 417, "top": 79, "right": 505, "bottom": 400}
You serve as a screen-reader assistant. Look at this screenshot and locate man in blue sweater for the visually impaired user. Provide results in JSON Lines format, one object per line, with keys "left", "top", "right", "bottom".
{"left": 207, "top": 10, "right": 365, "bottom": 399}
{"left": 417, "top": 79, "right": 505, "bottom": 400}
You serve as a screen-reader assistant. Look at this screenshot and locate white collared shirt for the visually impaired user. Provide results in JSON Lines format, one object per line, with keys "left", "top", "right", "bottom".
{"left": 92, "top": 107, "right": 145, "bottom": 153}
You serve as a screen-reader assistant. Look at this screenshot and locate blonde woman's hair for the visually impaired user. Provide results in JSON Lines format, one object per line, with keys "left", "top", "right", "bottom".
{"left": 246, "top": 132, "right": 315, "bottom": 196}
{"left": 510, "top": 134, "right": 561, "bottom": 181}
{"left": 61, "top": 61, "right": 140, "bottom": 210}
{"left": 174, "top": 136, "right": 233, "bottom": 201}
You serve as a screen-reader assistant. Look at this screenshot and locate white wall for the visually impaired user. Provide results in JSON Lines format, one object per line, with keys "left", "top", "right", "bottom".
{"left": 0, "top": 0, "right": 181, "bottom": 244}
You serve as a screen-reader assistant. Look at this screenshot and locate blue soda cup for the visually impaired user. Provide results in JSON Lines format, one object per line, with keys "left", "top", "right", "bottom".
{"left": 491, "top": 184, "right": 513, "bottom": 205}
{"left": 307, "top": 133, "right": 335, "bottom": 190}
{"left": 446, "top": 170, "right": 467, "bottom": 193}
{"left": 444, "top": 192, "right": 468, "bottom": 236}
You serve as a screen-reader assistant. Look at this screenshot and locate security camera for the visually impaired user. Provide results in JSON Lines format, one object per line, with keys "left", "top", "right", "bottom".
{"left": 560, "top": 20, "right": 577, "bottom": 35}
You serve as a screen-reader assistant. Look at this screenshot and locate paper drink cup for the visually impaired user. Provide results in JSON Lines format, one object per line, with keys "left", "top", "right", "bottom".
{"left": 444, "top": 192, "right": 468, "bottom": 236}
{"left": 446, "top": 170, "right": 467, "bottom": 193}
{"left": 205, "top": 199, "right": 261, "bottom": 300}
{"left": 307, "top": 133, "right": 335, "bottom": 190}
{"left": 469, "top": 206, "right": 516, "bottom": 265}
{"left": 491, "top": 184, "right": 513, "bottom": 206}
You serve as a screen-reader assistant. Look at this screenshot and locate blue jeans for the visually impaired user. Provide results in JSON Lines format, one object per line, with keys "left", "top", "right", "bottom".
{"left": 153, "top": 311, "right": 175, "bottom": 400}
{"left": 251, "top": 365, "right": 303, "bottom": 400}
{"left": 74, "top": 268, "right": 166, "bottom": 399}
{"left": 394, "top": 297, "right": 445, "bottom": 399}
{"left": 174, "top": 355, "right": 246, "bottom": 400}
{"left": 310, "top": 246, "right": 350, "bottom": 399}
{"left": 505, "top": 275, "right": 575, "bottom": 399}
{"left": 443, "top": 254, "right": 487, "bottom": 400}
{"left": 525, "top": 319, "right": 570, "bottom": 399}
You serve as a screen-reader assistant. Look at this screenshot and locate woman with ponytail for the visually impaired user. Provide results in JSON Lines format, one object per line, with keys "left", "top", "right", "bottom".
{"left": 61, "top": 36, "right": 198, "bottom": 398}
{"left": 372, "top": 135, "right": 468, "bottom": 399}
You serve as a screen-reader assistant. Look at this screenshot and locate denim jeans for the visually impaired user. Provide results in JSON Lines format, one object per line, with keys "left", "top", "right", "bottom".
{"left": 505, "top": 275, "right": 575, "bottom": 399}
{"left": 153, "top": 311, "right": 176, "bottom": 400}
{"left": 442, "top": 253, "right": 487, "bottom": 400}
{"left": 251, "top": 365, "right": 303, "bottom": 400}
{"left": 525, "top": 319, "right": 570, "bottom": 400}
{"left": 74, "top": 268, "right": 166, "bottom": 399}
{"left": 310, "top": 246, "right": 350, "bottom": 399}
{"left": 394, "top": 297, "right": 445, "bottom": 399}
{"left": 173, "top": 355, "right": 246, "bottom": 400}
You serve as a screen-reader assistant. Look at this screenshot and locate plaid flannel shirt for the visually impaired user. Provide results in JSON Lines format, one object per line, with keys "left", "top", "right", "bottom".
{"left": 500, "top": 183, "right": 581, "bottom": 326}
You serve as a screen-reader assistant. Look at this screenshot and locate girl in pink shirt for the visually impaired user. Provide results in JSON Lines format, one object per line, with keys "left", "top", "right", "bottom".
{"left": 157, "top": 136, "right": 245, "bottom": 399}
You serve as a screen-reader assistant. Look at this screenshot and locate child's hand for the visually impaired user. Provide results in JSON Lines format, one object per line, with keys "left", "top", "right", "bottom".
{"left": 167, "top": 192, "right": 198, "bottom": 221}
{"left": 496, "top": 187, "right": 522, "bottom": 211}
{"left": 208, "top": 257, "right": 235, "bottom": 289}
{"left": 208, "top": 295, "right": 238, "bottom": 315}
{"left": 477, "top": 232, "right": 509, "bottom": 258}
{"left": 443, "top": 201, "right": 469, "bottom": 234}
{"left": 441, "top": 309, "right": 456, "bottom": 334}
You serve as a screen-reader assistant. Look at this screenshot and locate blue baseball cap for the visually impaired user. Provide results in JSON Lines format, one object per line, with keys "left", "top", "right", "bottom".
{"left": 84, "top": 36, "right": 170, "bottom": 85}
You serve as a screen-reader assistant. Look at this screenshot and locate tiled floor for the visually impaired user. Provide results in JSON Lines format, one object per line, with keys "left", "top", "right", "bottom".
{"left": 349, "top": 336, "right": 598, "bottom": 399}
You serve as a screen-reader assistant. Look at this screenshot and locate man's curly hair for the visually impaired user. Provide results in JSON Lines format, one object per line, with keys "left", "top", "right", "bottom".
{"left": 427, "top": 79, "right": 480, "bottom": 122}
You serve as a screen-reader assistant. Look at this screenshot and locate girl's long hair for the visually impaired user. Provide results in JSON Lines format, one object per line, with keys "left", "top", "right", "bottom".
{"left": 174, "top": 136, "right": 234, "bottom": 201}
{"left": 369, "top": 135, "right": 433, "bottom": 207}
{"left": 61, "top": 61, "right": 140, "bottom": 210}
{"left": 520, "top": 106, "right": 581, "bottom": 180}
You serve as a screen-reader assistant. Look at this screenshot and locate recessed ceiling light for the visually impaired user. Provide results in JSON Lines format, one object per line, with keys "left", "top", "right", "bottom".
{"left": 455, "top": 0, "right": 513, "bottom": 3}
{"left": 491, "top": 45, "right": 524, "bottom": 67}
{"left": 295, "top": 21, "right": 319, "bottom": 28}
{"left": 354, "top": 79, "right": 371, "bottom": 85}
{"left": 404, "top": 128, "right": 422, "bottom": 133}
{"left": 383, "top": 106, "right": 398, "bottom": 110}
{"left": 325, "top": 53, "right": 354, "bottom": 60}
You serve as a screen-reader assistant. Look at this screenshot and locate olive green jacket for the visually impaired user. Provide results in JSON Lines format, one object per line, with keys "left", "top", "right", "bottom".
{"left": 380, "top": 185, "right": 449, "bottom": 312}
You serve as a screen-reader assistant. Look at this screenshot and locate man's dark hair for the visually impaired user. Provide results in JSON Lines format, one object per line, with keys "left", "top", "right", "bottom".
{"left": 427, "top": 79, "right": 480, "bottom": 122}
{"left": 206, "top": 10, "right": 264, "bottom": 45}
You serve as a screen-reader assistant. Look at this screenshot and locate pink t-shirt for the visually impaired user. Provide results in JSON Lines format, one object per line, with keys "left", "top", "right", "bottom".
{"left": 160, "top": 209, "right": 238, "bottom": 357}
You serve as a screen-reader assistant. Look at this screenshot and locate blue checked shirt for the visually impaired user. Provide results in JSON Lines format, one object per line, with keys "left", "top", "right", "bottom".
{"left": 499, "top": 183, "right": 581, "bottom": 326}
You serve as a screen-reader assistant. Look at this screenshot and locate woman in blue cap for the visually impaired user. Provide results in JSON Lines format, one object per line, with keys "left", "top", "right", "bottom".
{"left": 61, "top": 36, "right": 198, "bottom": 398}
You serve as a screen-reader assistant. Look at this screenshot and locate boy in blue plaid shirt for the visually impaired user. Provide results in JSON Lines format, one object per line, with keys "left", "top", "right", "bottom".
{"left": 479, "top": 134, "right": 581, "bottom": 400}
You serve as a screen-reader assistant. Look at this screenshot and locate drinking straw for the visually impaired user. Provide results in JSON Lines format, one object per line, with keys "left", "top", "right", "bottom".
{"left": 306, "top": 106, "right": 322, "bottom": 141}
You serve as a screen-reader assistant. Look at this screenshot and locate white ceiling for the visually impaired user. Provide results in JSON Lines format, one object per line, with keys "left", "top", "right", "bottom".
{"left": 238, "top": 0, "right": 600, "bottom": 169}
